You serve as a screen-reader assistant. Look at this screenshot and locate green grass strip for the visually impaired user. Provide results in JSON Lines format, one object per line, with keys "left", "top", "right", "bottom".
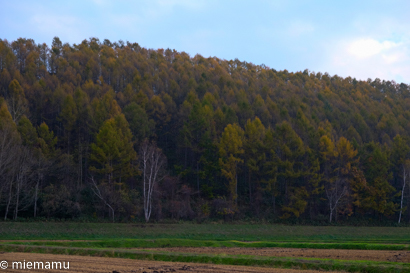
{"left": 2, "top": 222, "right": 410, "bottom": 243}
{"left": 0, "top": 244, "right": 409, "bottom": 273}
{"left": 7, "top": 238, "right": 410, "bottom": 251}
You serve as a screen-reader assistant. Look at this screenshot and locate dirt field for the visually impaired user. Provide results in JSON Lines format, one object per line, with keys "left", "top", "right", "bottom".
{"left": 0, "top": 252, "right": 347, "bottom": 273}
{"left": 140, "top": 247, "right": 410, "bottom": 262}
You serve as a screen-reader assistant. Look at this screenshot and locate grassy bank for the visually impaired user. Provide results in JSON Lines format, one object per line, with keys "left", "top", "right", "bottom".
{"left": 7, "top": 238, "right": 410, "bottom": 251}
{"left": 1, "top": 222, "right": 410, "bottom": 243}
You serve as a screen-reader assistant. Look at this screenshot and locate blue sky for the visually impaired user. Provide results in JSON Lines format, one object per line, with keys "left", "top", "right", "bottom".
{"left": 1, "top": 0, "right": 410, "bottom": 83}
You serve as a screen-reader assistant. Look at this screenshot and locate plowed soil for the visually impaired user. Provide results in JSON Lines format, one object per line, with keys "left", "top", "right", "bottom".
{"left": 140, "top": 247, "right": 410, "bottom": 262}
{"left": 0, "top": 252, "right": 346, "bottom": 273}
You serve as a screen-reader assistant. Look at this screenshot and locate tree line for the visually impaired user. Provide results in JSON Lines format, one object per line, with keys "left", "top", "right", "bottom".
{"left": 1, "top": 37, "right": 410, "bottom": 223}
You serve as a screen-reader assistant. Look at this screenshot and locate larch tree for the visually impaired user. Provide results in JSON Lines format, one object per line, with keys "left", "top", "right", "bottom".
{"left": 362, "top": 143, "right": 397, "bottom": 219}
{"left": 322, "top": 136, "right": 358, "bottom": 223}
{"left": 59, "top": 94, "right": 78, "bottom": 154}
{"left": 262, "top": 127, "right": 279, "bottom": 214}
{"left": 90, "top": 113, "right": 136, "bottom": 186}
{"left": 7, "top": 79, "right": 27, "bottom": 122}
{"left": 274, "top": 121, "right": 307, "bottom": 219}
{"left": 244, "top": 117, "right": 265, "bottom": 204}
{"left": 89, "top": 113, "right": 137, "bottom": 221}
{"left": 218, "top": 123, "right": 244, "bottom": 206}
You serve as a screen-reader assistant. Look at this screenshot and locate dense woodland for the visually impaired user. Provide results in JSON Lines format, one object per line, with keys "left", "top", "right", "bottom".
{"left": 1, "top": 37, "right": 410, "bottom": 224}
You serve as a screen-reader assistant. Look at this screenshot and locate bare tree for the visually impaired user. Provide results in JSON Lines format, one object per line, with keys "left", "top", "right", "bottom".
{"left": 33, "top": 151, "right": 51, "bottom": 217}
{"left": 2, "top": 144, "right": 33, "bottom": 220}
{"left": 12, "top": 145, "right": 33, "bottom": 220}
{"left": 139, "top": 139, "right": 167, "bottom": 222}
{"left": 0, "top": 123, "right": 20, "bottom": 220}
{"left": 399, "top": 160, "right": 410, "bottom": 223}
{"left": 90, "top": 176, "right": 115, "bottom": 222}
{"left": 325, "top": 177, "right": 348, "bottom": 223}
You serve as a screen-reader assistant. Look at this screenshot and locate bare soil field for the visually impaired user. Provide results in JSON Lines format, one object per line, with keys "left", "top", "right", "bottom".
{"left": 140, "top": 247, "right": 410, "bottom": 262}
{"left": 0, "top": 252, "right": 347, "bottom": 273}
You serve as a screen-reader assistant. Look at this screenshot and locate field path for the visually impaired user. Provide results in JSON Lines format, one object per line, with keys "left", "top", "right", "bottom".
{"left": 0, "top": 252, "right": 346, "bottom": 273}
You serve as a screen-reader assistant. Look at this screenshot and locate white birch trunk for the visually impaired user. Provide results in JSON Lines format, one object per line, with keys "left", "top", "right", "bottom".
{"left": 399, "top": 167, "right": 407, "bottom": 224}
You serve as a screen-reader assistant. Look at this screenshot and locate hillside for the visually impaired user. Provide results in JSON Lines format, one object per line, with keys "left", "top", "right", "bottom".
{"left": 1, "top": 37, "right": 410, "bottom": 223}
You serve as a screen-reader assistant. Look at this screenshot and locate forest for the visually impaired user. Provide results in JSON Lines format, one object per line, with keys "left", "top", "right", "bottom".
{"left": 1, "top": 37, "right": 410, "bottom": 224}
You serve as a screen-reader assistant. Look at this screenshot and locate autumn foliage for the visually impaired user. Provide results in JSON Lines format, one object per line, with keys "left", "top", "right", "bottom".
{"left": 1, "top": 37, "right": 410, "bottom": 223}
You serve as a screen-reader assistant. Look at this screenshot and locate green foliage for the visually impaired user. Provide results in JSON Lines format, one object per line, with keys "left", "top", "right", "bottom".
{"left": 37, "top": 122, "right": 57, "bottom": 157}
{"left": 90, "top": 114, "right": 137, "bottom": 184}
{"left": 123, "top": 102, "right": 154, "bottom": 143}
{"left": 362, "top": 143, "right": 398, "bottom": 216}
{"left": 219, "top": 123, "right": 244, "bottom": 205}
{"left": 0, "top": 97, "right": 14, "bottom": 128}
{"left": 17, "top": 115, "right": 37, "bottom": 147}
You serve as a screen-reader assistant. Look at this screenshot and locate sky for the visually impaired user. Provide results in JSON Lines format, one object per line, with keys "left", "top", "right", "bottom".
{"left": 1, "top": 0, "right": 410, "bottom": 84}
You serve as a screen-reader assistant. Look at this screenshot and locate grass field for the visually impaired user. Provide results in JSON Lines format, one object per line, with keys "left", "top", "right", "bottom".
{"left": 1, "top": 222, "right": 410, "bottom": 242}
{"left": 1, "top": 222, "right": 410, "bottom": 272}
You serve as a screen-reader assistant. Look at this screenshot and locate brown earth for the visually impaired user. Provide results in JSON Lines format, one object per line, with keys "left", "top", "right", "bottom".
{"left": 0, "top": 252, "right": 346, "bottom": 273}
{"left": 140, "top": 247, "right": 410, "bottom": 262}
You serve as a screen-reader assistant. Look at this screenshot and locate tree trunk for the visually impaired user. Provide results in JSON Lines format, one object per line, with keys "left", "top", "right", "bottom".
{"left": 4, "top": 180, "right": 13, "bottom": 220}
{"left": 248, "top": 168, "right": 252, "bottom": 204}
{"left": 197, "top": 159, "right": 200, "bottom": 197}
{"left": 14, "top": 177, "right": 20, "bottom": 220}
{"left": 399, "top": 168, "right": 406, "bottom": 223}
{"left": 235, "top": 166, "right": 238, "bottom": 206}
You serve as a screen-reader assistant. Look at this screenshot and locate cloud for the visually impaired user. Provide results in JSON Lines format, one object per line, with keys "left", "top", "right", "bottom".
{"left": 347, "top": 38, "right": 399, "bottom": 59}
{"left": 324, "top": 37, "right": 410, "bottom": 83}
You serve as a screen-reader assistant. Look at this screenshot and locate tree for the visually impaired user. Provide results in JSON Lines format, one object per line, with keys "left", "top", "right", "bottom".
{"left": 244, "top": 117, "right": 265, "bottom": 204}
{"left": 90, "top": 114, "right": 137, "bottom": 185}
{"left": 398, "top": 159, "right": 410, "bottom": 223}
{"left": 0, "top": 100, "right": 22, "bottom": 220}
{"left": 0, "top": 124, "right": 22, "bottom": 220}
{"left": 17, "top": 115, "right": 51, "bottom": 218}
{"left": 274, "top": 121, "right": 307, "bottom": 219}
{"left": 261, "top": 128, "right": 278, "bottom": 214}
{"left": 139, "top": 139, "right": 167, "bottom": 222}
{"left": 182, "top": 102, "right": 214, "bottom": 195}
{"left": 59, "top": 94, "right": 78, "bottom": 153}
{"left": 362, "top": 143, "right": 397, "bottom": 218}
{"left": 219, "top": 123, "right": 244, "bottom": 206}
{"left": 392, "top": 135, "right": 410, "bottom": 223}
{"left": 73, "top": 87, "right": 92, "bottom": 187}
{"left": 7, "top": 79, "right": 27, "bottom": 122}
{"left": 321, "top": 136, "right": 357, "bottom": 222}
{"left": 89, "top": 114, "right": 136, "bottom": 221}
{"left": 91, "top": 91, "right": 122, "bottom": 130}
{"left": 37, "top": 122, "right": 57, "bottom": 158}
{"left": 123, "top": 102, "right": 154, "bottom": 143}
{"left": 17, "top": 115, "right": 37, "bottom": 147}
{"left": 11, "top": 145, "right": 33, "bottom": 220}
{"left": 90, "top": 176, "right": 115, "bottom": 222}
